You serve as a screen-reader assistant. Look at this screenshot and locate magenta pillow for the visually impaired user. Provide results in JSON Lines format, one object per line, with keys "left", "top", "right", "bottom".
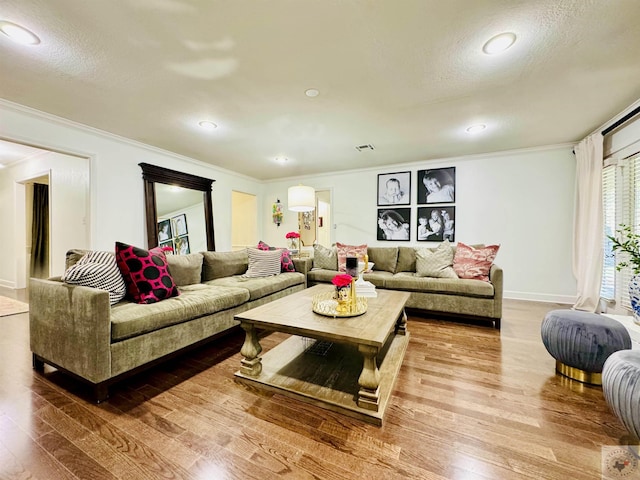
{"left": 452, "top": 242, "right": 500, "bottom": 282}
{"left": 256, "top": 241, "right": 296, "bottom": 272}
{"left": 115, "top": 242, "right": 179, "bottom": 304}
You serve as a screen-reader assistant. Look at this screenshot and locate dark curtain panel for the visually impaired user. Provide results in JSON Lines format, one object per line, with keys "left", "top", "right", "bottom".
{"left": 30, "top": 183, "right": 49, "bottom": 279}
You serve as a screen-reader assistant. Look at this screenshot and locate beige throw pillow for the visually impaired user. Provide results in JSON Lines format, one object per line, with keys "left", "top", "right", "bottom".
{"left": 166, "top": 253, "right": 203, "bottom": 286}
{"left": 313, "top": 244, "right": 338, "bottom": 270}
{"left": 415, "top": 241, "right": 458, "bottom": 279}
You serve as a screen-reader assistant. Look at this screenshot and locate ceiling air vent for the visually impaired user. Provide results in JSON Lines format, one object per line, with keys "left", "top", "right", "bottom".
{"left": 355, "top": 144, "right": 375, "bottom": 152}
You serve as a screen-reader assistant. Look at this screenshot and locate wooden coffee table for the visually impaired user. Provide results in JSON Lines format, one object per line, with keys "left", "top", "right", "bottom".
{"left": 234, "top": 284, "right": 410, "bottom": 425}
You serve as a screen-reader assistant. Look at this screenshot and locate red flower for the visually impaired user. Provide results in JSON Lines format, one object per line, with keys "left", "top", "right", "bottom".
{"left": 286, "top": 231, "right": 300, "bottom": 239}
{"left": 331, "top": 274, "right": 353, "bottom": 288}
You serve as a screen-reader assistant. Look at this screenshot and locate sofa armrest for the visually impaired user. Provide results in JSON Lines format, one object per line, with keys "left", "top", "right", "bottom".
{"left": 293, "top": 257, "right": 312, "bottom": 276}
{"left": 29, "top": 278, "right": 112, "bottom": 384}
{"left": 489, "top": 263, "right": 503, "bottom": 319}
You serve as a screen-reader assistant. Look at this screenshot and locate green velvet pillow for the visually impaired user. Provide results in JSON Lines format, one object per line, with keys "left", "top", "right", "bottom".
{"left": 201, "top": 250, "right": 248, "bottom": 281}
{"left": 396, "top": 246, "right": 417, "bottom": 273}
{"left": 166, "top": 253, "right": 203, "bottom": 286}
{"left": 367, "top": 247, "right": 398, "bottom": 273}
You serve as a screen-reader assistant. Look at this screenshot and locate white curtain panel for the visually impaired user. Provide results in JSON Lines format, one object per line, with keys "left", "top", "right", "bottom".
{"left": 572, "top": 133, "right": 604, "bottom": 312}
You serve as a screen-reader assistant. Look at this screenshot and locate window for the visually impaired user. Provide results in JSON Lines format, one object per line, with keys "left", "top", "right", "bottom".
{"left": 602, "top": 153, "right": 640, "bottom": 310}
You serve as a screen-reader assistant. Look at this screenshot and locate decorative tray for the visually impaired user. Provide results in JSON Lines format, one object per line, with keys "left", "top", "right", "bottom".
{"left": 311, "top": 291, "right": 368, "bottom": 318}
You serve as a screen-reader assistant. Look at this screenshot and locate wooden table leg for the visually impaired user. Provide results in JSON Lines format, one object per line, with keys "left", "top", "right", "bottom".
{"left": 240, "top": 322, "right": 263, "bottom": 377}
{"left": 396, "top": 308, "right": 408, "bottom": 335}
{"left": 357, "top": 344, "right": 381, "bottom": 411}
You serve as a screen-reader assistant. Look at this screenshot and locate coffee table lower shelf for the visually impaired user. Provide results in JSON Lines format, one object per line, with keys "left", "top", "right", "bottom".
{"left": 234, "top": 332, "right": 410, "bottom": 426}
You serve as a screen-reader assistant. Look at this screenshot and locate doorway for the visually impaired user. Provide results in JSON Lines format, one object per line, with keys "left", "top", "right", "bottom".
{"left": 231, "top": 191, "right": 257, "bottom": 250}
{"left": 298, "top": 189, "right": 331, "bottom": 248}
{"left": 24, "top": 176, "right": 51, "bottom": 279}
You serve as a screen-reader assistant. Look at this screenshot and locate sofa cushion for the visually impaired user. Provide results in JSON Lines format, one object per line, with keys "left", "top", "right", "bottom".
{"left": 367, "top": 247, "right": 398, "bottom": 273}
{"left": 313, "top": 244, "right": 338, "bottom": 270}
{"left": 166, "top": 253, "right": 203, "bottom": 286}
{"left": 396, "top": 246, "right": 417, "bottom": 273}
{"left": 205, "top": 272, "right": 305, "bottom": 301}
{"left": 415, "top": 241, "right": 457, "bottom": 279}
{"left": 244, "top": 248, "right": 282, "bottom": 278}
{"left": 453, "top": 242, "right": 500, "bottom": 282}
{"left": 62, "top": 250, "right": 126, "bottom": 305}
{"left": 307, "top": 268, "right": 393, "bottom": 288}
{"left": 201, "top": 250, "right": 248, "bottom": 281}
{"left": 115, "top": 242, "right": 179, "bottom": 304}
{"left": 336, "top": 242, "right": 368, "bottom": 272}
{"left": 110, "top": 284, "right": 250, "bottom": 341}
{"left": 385, "top": 272, "right": 495, "bottom": 297}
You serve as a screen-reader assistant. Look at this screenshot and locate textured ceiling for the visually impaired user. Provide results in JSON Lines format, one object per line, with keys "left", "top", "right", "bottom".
{"left": 1, "top": 0, "right": 639, "bottom": 180}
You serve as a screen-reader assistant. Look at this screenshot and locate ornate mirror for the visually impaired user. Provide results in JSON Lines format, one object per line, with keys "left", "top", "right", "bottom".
{"left": 140, "top": 163, "right": 216, "bottom": 252}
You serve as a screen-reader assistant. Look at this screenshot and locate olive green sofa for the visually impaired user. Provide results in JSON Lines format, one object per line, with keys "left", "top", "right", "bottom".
{"left": 30, "top": 249, "right": 311, "bottom": 402}
{"left": 306, "top": 245, "right": 503, "bottom": 329}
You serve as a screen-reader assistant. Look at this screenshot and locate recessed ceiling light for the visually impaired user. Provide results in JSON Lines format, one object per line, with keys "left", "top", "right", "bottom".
{"left": 0, "top": 21, "right": 40, "bottom": 45}
{"left": 466, "top": 124, "right": 487, "bottom": 134}
{"left": 482, "top": 32, "right": 516, "bottom": 55}
{"left": 305, "top": 88, "right": 319, "bottom": 98}
{"left": 198, "top": 120, "right": 217, "bottom": 130}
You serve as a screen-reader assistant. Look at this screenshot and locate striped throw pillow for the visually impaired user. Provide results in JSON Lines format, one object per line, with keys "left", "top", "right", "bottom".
{"left": 62, "top": 250, "right": 127, "bottom": 305}
{"left": 243, "top": 247, "right": 282, "bottom": 278}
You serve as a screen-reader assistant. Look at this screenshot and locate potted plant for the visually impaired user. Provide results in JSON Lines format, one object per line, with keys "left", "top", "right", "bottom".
{"left": 608, "top": 224, "right": 640, "bottom": 322}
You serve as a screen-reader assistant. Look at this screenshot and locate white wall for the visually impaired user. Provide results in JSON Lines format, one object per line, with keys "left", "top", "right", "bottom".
{"left": 261, "top": 146, "right": 577, "bottom": 303}
{"left": 1, "top": 150, "right": 90, "bottom": 286}
{"left": 1, "top": 99, "right": 578, "bottom": 302}
{"left": 1, "top": 100, "right": 263, "bottom": 288}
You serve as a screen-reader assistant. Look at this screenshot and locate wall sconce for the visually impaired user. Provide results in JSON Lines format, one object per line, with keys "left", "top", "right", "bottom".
{"left": 287, "top": 185, "right": 315, "bottom": 212}
{"left": 272, "top": 198, "right": 283, "bottom": 227}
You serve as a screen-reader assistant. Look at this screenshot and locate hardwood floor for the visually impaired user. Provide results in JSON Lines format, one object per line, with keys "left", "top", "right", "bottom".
{"left": 0, "top": 294, "right": 633, "bottom": 479}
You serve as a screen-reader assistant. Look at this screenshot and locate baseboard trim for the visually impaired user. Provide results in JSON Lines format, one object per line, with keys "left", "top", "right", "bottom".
{"left": 0, "top": 279, "right": 16, "bottom": 289}
{"left": 504, "top": 291, "right": 574, "bottom": 305}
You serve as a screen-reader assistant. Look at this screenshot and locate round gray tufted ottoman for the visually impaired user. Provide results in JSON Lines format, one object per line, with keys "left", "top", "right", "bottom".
{"left": 541, "top": 310, "right": 631, "bottom": 385}
{"left": 603, "top": 350, "right": 640, "bottom": 439}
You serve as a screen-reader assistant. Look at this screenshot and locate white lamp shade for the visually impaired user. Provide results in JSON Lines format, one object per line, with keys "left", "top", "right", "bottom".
{"left": 288, "top": 185, "right": 315, "bottom": 212}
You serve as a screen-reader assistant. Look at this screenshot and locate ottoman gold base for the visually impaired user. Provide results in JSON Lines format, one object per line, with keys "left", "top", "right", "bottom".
{"left": 556, "top": 360, "right": 602, "bottom": 386}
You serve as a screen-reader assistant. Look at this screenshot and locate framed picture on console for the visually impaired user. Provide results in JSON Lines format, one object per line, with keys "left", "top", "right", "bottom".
{"left": 377, "top": 171, "right": 411, "bottom": 206}
{"left": 377, "top": 208, "right": 411, "bottom": 241}
{"left": 171, "top": 213, "right": 188, "bottom": 237}
{"left": 417, "top": 167, "right": 455, "bottom": 204}
{"left": 417, "top": 206, "right": 455, "bottom": 242}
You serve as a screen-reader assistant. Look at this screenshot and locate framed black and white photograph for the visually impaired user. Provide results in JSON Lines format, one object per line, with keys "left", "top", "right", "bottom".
{"left": 417, "top": 167, "right": 455, "bottom": 204}
{"left": 159, "top": 240, "right": 174, "bottom": 254}
{"left": 377, "top": 171, "right": 411, "bottom": 206}
{"left": 171, "top": 213, "right": 188, "bottom": 237}
{"left": 377, "top": 208, "right": 411, "bottom": 241}
{"left": 158, "top": 219, "right": 172, "bottom": 242}
{"left": 417, "top": 206, "right": 455, "bottom": 242}
{"left": 175, "top": 235, "right": 190, "bottom": 255}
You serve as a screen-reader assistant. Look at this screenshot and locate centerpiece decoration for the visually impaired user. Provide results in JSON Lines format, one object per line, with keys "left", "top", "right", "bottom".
{"left": 286, "top": 231, "right": 300, "bottom": 254}
{"left": 311, "top": 274, "right": 367, "bottom": 318}
{"left": 608, "top": 224, "right": 640, "bottom": 323}
{"left": 332, "top": 274, "right": 354, "bottom": 313}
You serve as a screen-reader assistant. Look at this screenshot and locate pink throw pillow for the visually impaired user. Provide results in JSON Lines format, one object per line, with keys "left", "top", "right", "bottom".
{"left": 115, "top": 242, "right": 179, "bottom": 304}
{"left": 452, "top": 242, "right": 500, "bottom": 282}
{"left": 336, "top": 242, "right": 368, "bottom": 273}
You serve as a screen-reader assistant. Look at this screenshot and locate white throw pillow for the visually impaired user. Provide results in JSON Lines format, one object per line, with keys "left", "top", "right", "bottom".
{"left": 415, "top": 241, "right": 458, "bottom": 279}
{"left": 62, "top": 250, "right": 127, "bottom": 305}
{"left": 243, "top": 248, "right": 282, "bottom": 278}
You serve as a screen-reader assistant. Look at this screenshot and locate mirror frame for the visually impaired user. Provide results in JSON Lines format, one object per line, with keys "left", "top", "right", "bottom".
{"left": 139, "top": 162, "right": 216, "bottom": 251}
